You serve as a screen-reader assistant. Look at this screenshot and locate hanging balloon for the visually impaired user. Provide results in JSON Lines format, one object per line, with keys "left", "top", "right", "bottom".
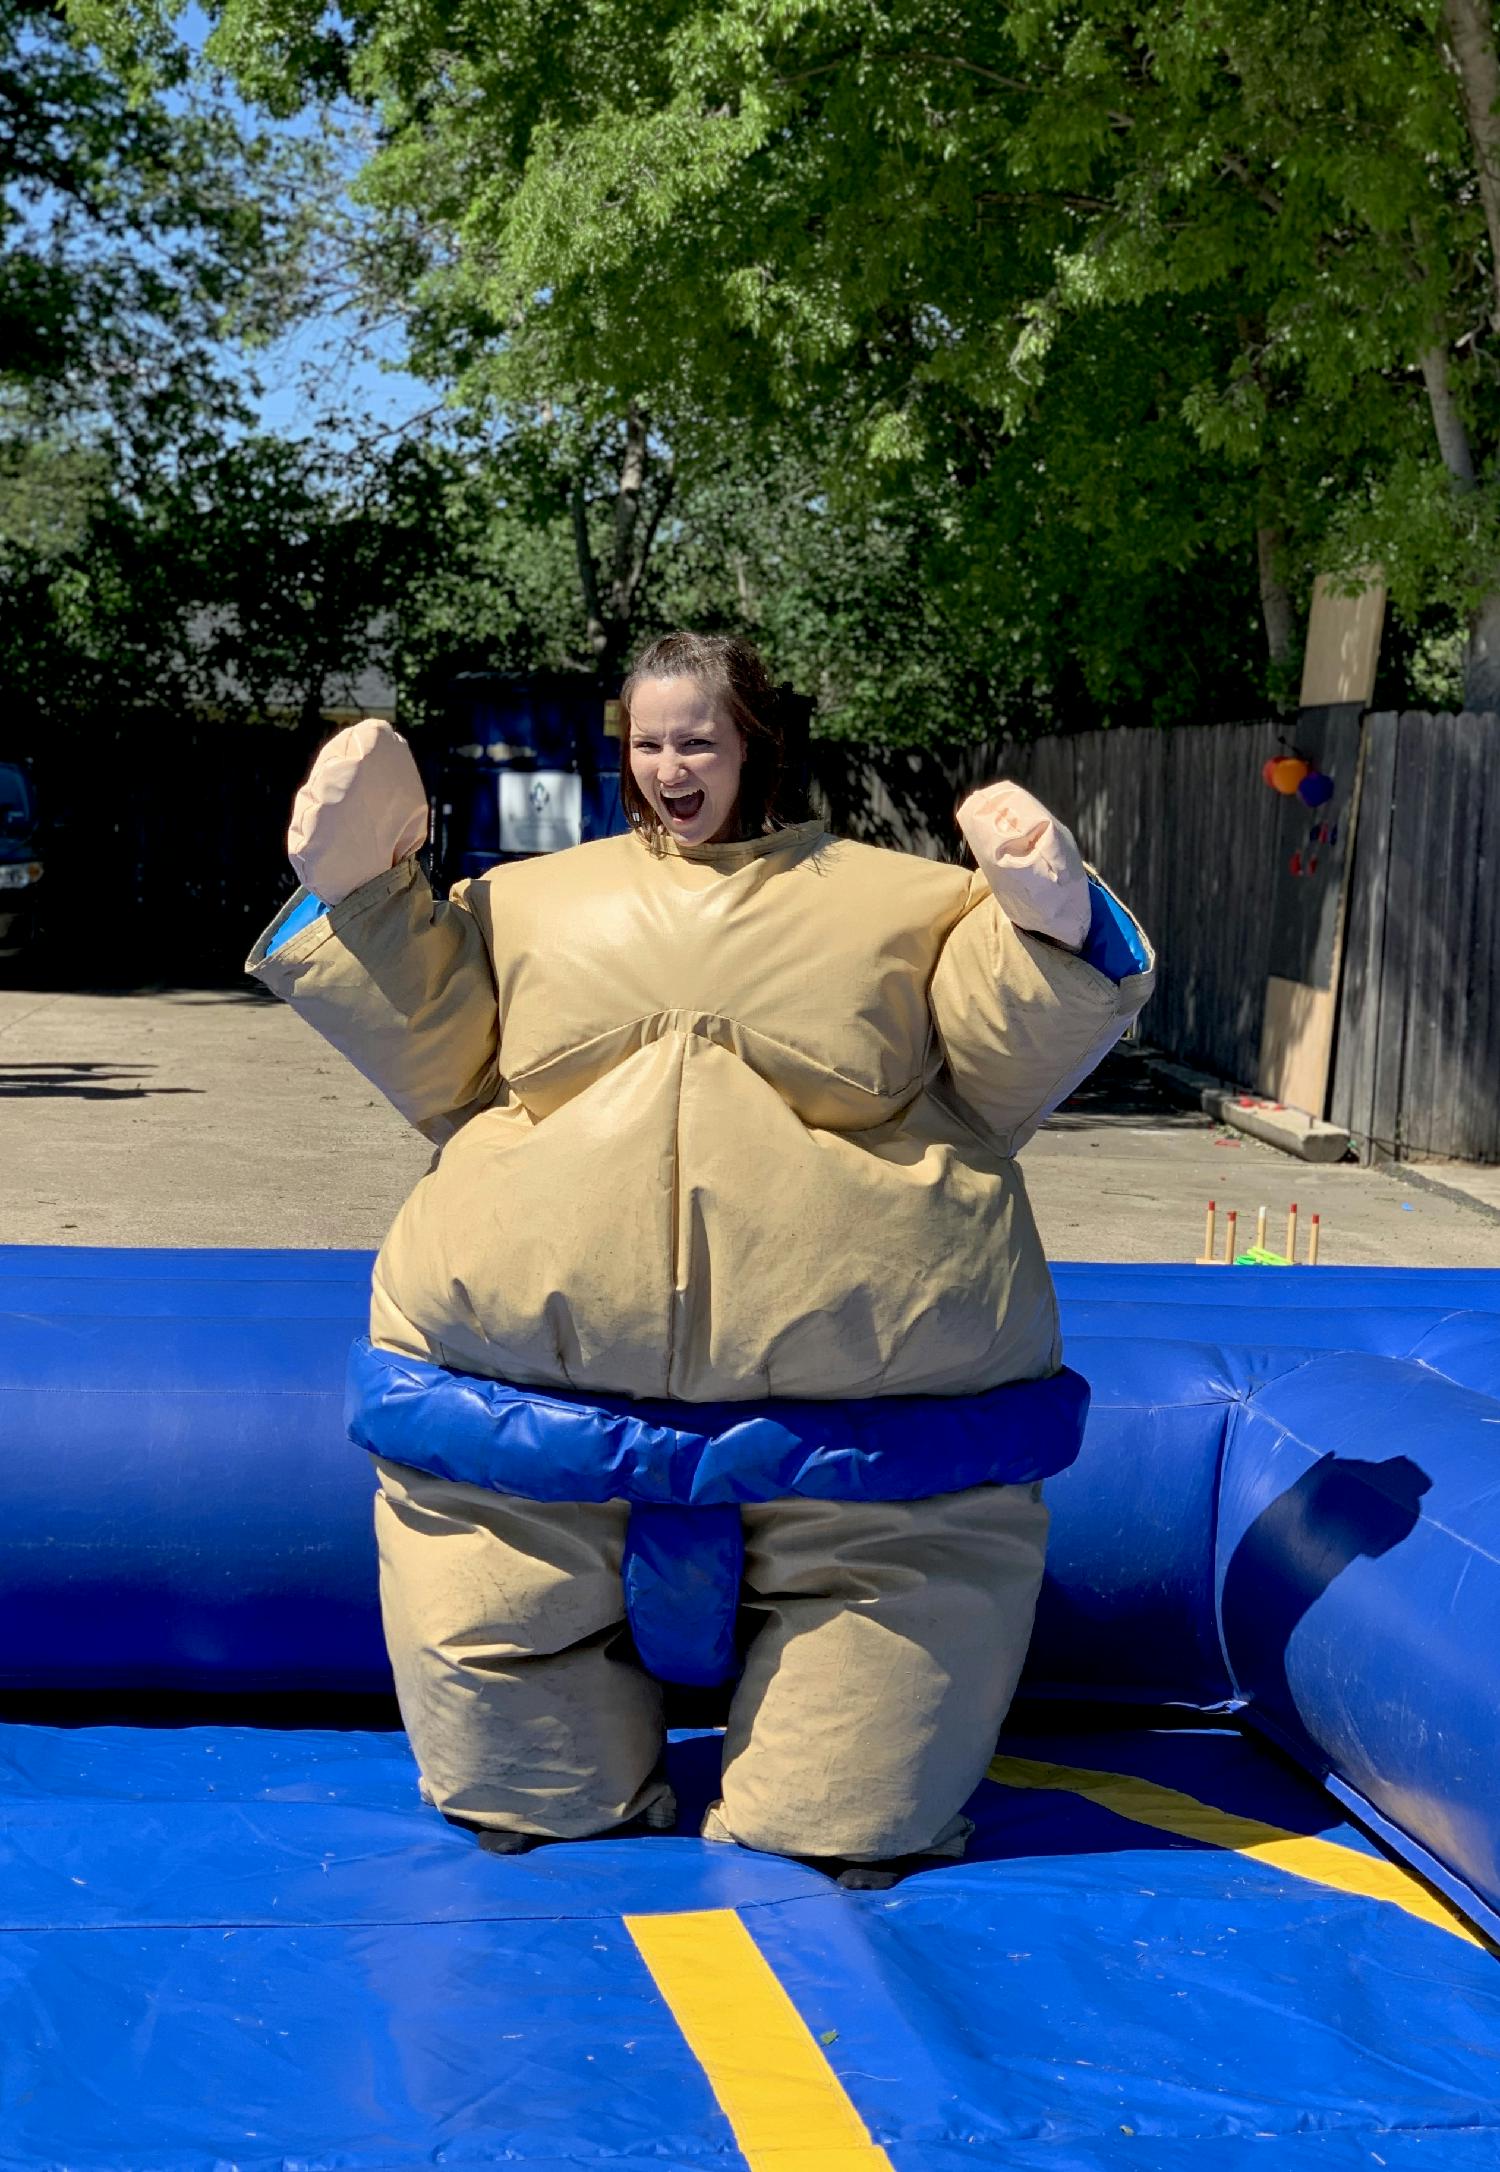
{"left": 1262, "top": 757, "right": 1281, "bottom": 787}
{"left": 1297, "top": 770, "right": 1335, "bottom": 807}
{"left": 1269, "top": 756, "right": 1311, "bottom": 795}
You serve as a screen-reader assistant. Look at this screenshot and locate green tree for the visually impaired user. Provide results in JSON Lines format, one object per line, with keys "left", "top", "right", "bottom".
{"left": 0, "top": 0, "right": 390, "bottom": 729}
{"left": 83, "top": 0, "right": 1500, "bottom": 719}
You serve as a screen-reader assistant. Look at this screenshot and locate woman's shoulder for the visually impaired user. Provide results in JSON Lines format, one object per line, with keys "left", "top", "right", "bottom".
{"left": 462, "top": 832, "right": 639, "bottom": 898}
{"left": 813, "top": 831, "right": 976, "bottom": 902}
{"left": 462, "top": 828, "right": 975, "bottom": 917}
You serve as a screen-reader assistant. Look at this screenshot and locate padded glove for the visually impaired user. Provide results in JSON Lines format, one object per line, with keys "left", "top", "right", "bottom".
{"left": 956, "top": 780, "right": 1091, "bottom": 951}
{"left": 287, "top": 719, "right": 428, "bottom": 905}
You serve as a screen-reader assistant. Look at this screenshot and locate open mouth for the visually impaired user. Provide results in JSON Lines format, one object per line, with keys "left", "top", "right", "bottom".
{"left": 661, "top": 788, "right": 706, "bottom": 825}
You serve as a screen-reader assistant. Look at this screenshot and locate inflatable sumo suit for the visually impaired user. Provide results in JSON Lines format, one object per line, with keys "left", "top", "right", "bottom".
{"left": 249, "top": 729, "right": 1153, "bottom": 1864}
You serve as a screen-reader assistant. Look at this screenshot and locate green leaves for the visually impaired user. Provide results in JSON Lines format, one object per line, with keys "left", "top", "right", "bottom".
{"left": 58, "top": 0, "right": 1500, "bottom": 725}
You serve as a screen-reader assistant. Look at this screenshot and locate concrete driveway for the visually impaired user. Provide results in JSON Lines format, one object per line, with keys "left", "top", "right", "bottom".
{"left": 1, "top": 986, "right": 1496, "bottom": 1266}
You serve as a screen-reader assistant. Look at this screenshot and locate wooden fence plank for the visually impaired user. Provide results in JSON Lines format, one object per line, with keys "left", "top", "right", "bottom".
{"left": 1431, "top": 715, "right": 1498, "bottom": 1161}
{"left": 1330, "top": 714, "right": 1396, "bottom": 1160}
{"left": 1367, "top": 716, "right": 1420, "bottom": 1156}
{"left": 1465, "top": 716, "right": 1500, "bottom": 1161}
{"left": 1395, "top": 714, "right": 1448, "bottom": 1157}
{"left": 1441, "top": 721, "right": 1484, "bottom": 1164}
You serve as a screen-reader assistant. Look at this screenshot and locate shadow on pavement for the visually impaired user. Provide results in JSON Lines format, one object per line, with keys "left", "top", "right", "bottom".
{"left": 1046, "top": 1045, "right": 1211, "bottom": 1132}
{"left": 0, "top": 1063, "right": 204, "bottom": 1100}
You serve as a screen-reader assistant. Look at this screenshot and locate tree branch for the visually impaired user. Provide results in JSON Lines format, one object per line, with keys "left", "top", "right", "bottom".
{"left": 774, "top": 47, "right": 1133, "bottom": 130}
{"left": 569, "top": 476, "right": 607, "bottom": 660}
{"left": 1218, "top": 149, "right": 1283, "bottom": 217}
{"left": 624, "top": 459, "right": 675, "bottom": 620}
{"left": 975, "top": 189, "right": 1120, "bottom": 215}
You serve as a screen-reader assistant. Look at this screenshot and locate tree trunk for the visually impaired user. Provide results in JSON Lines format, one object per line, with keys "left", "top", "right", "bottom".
{"left": 1255, "top": 523, "right": 1296, "bottom": 675}
{"left": 1440, "top": 0, "right": 1500, "bottom": 328}
{"left": 1418, "top": 344, "right": 1477, "bottom": 489}
{"left": 607, "top": 403, "right": 649, "bottom": 633}
{"left": 566, "top": 405, "right": 673, "bottom": 682}
{"left": 1417, "top": 17, "right": 1500, "bottom": 702}
{"left": 1464, "top": 589, "right": 1500, "bottom": 711}
{"left": 1415, "top": 343, "right": 1500, "bottom": 708}
{"left": 569, "top": 478, "right": 609, "bottom": 666}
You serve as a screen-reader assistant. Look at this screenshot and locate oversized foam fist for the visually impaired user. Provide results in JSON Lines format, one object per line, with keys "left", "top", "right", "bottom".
{"left": 287, "top": 719, "right": 428, "bottom": 905}
{"left": 956, "top": 780, "right": 1091, "bottom": 951}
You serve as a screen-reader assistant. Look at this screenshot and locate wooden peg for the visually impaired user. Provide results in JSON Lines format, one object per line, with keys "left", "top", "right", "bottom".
{"left": 1285, "top": 1202, "right": 1299, "bottom": 1261}
{"left": 1223, "top": 1208, "right": 1238, "bottom": 1265}
{"left": 1255, "top": 1205, "right": 1268, "bottom": 1251}
{"left": 1307, "top": 1213, "right": 1321, "bottom": 1266}
{"left": 1198, "top": 1200, "right": 1218, "bottom": 1264}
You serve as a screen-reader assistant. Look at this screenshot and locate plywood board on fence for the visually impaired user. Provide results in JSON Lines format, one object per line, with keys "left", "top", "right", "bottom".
{"left": 1256, "top": 706, "right": 1364, "bottom": 1115}
{"left": 1260, "top": 976, "right": 1339, "bottom": 1117}
{"left": 1299, "top": 573, "right": 1386, "bottom": 707}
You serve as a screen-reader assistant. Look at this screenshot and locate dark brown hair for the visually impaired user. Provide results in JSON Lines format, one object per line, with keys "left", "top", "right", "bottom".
{"left": 619, "top": 631, "right": 807, "bottom": 843}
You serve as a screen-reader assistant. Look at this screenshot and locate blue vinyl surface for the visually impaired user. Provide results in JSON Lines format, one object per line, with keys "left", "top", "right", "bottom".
{"left": 1, "top": 1251, "right": 1497, "bottom": 2168}
{"left": 1, "top": 1721, "right": 1494, "bottom": 2170}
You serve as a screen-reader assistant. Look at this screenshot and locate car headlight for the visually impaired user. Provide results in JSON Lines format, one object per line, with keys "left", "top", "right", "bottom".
{"left": 0, "top": 862, "right": 41, "bottom": 890}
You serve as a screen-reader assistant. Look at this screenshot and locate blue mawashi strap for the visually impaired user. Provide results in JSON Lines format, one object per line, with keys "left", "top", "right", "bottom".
{"left": 621, "top": 1502, "right": 744, "bottom": 1686}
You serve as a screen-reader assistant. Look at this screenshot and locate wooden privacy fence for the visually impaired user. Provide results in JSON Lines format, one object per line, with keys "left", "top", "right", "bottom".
{"left": 810, "top": 710, "right": 1500, "bottom": 1167}
{"left": 1330, "top": 712, "right": 1500, "bottom": 1164}
{"left": 23, "top": 704, "right": 1496, "bottom": 1163}
{"left": 26, "top": 713, "right": 329, "bottom": 984}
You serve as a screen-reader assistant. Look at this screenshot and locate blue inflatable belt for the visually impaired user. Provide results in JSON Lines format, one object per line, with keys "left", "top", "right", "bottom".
{"left": 346, "top": 1338, "right": 1090, "bottom": 1686}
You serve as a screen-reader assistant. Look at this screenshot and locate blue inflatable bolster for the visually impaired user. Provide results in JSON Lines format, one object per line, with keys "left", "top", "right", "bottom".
{"left": 1215, "top": 1350, "right": 1500, "bottom": 1937}
{"left": 345, "top": 1340, "right": 1091, "bottom": 1687}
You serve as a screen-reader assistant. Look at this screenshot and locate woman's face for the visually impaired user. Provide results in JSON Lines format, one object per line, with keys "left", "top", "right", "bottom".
{"left": 628, "top": 676, "right": 746, "bottom": 846}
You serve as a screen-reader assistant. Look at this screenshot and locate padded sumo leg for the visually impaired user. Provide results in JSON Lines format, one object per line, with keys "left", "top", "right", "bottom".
{"left": 373, "top": 1460, "right": 675, "bottom": 1840}
{"left": 708, "top": 1481, "right": 1049, "bottom": 1862}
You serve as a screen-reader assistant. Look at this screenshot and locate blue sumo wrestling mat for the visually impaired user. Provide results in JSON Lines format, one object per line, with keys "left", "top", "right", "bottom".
{"left": 0, "top": 1248, "right": 1497, "bottom": 2169}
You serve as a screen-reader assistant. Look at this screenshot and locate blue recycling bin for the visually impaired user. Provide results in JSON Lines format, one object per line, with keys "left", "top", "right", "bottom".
{"left": 431, "top": 672, "right": 628, "bottom": 888}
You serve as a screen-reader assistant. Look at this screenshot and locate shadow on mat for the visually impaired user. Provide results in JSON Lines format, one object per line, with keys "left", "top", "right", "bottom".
{"left": 1219, "top": 1452, "right": 1430, "bottom": 1737}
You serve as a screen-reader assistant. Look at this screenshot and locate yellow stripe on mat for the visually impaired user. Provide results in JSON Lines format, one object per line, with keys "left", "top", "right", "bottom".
{"left": 625, "top": 1907, "right": 895, "bottom": 2171}
{"left": 988, "top": 1753, "right": 1485, "bottom": 1948}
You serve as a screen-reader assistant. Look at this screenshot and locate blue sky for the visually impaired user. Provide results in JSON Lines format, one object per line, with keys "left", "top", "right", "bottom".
{"left": 247, "top": 304, "right": 440, "bottom": 447}
{"left": 177, "top": 2, "right": 440, "bottom": 448}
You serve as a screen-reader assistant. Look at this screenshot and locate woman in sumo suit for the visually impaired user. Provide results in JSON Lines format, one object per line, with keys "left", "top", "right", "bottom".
{"left": 249, "top": 631, "right": 1152, "bottom": 1883}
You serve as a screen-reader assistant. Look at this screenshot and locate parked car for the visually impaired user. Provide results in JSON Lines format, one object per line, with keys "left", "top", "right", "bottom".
{"left": 0, "top": 760, "right": 43, "bottom": 957}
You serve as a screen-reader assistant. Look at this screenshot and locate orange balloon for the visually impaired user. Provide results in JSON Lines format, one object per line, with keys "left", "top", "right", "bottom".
{"left": 1269, "top": 756, "right": 1311, "bottom": 795}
